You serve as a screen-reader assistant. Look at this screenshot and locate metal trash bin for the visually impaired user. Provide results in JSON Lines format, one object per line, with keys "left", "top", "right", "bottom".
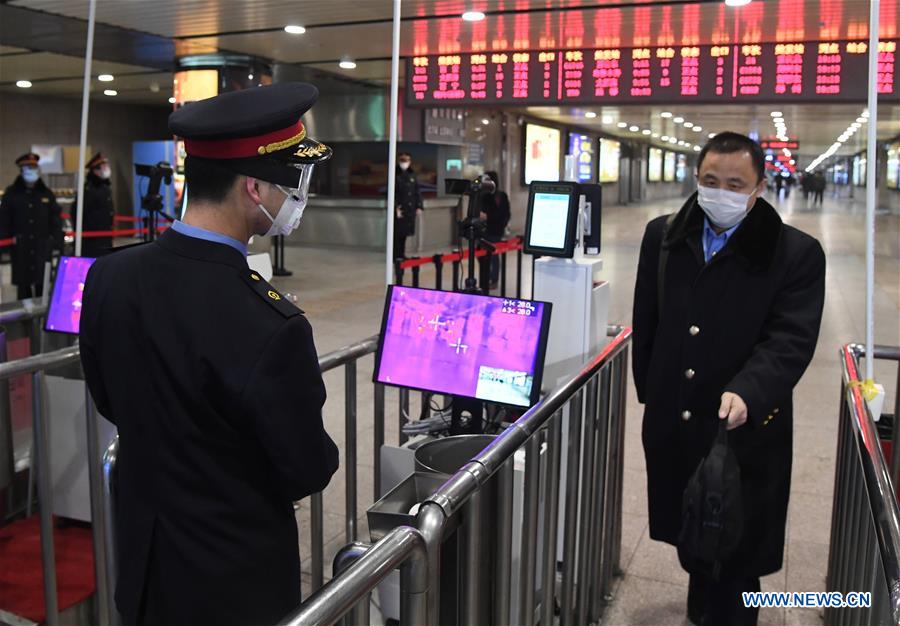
{"left": 414, "top": 434, "right": 496, "bottom": 476}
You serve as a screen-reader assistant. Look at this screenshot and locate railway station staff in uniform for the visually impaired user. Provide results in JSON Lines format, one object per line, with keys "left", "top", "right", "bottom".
{"left": 632, "top": 132, "right": 826, "bottom": 625}
{"left": 0, "top": 153, "right": 63, "bottom": 299}
{"left": 80, "top": 83, "right": 339, "bottom": 626}
{"left": 393, "top": 151, "right": 423, "bottom": 260}
{"left": 76, "top": 152, "right": 115, "bottom": 257}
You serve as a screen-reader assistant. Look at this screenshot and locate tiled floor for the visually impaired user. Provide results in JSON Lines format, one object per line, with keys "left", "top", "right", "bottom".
{"left": 265, "top": 189, "right": 899, "bottom": 623}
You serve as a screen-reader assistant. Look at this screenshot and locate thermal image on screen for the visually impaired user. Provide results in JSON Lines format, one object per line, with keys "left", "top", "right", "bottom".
{"left": 376, "top": 287, "right": 548, "bottom": 407}
{"left": 45, "top": 256, "right": 95, "bottom": 335}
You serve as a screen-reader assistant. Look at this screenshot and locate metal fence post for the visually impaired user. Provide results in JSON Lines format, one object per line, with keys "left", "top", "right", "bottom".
{"left": 561, "top": 391, "right": 584, "bottom": 625}
{"left": 85, "top": 390, "right": 110, "bottom": 626}
{"left": 590, "top": 365, "right": 614, "bottom": 620}
{"left": 541, "top": 413, "right": 563, "bottom": 626}
{"left": 33, "top": 370, "right": 59, "bottom": 626}
{"left": 311, "top": 491, "right": 325, "bottom": 591}
{"left": 452, "top": 258, "right": 460, "bottom": 292}
{"left": 101, "top": 437, "right": 121, "bottom": 626}
{"left": 519, "top": 432, "right": 543, "bottom": 626}
{"left": 494, "top": 457, "right": 514, "bottom": 626}
{"left": 374, "top": 383, "right": 385, "bottom": 499}
{"left": 433, "top": 255, "right": 443, "bottom": 291}
{"left": 399, "top": 388, "right": 409, "bottom": 445}
{"left": 500, "top": 250, "right": 508, "bottom": 297}
{"left": 345, "top": 362, "right": 357, "bottom": 542}
{"left": 412, "top": 264, "right": 420, "bottom": 288}
{"left": 576, "top": 375, "right": 600, "bottom": 626}
{"left": 395, "top": 260, "right": 404, "bottom": 285}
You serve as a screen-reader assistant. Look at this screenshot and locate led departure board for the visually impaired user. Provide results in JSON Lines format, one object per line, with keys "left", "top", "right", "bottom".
{"left": 408, "top": 41, "right": 898, "bottom": 105}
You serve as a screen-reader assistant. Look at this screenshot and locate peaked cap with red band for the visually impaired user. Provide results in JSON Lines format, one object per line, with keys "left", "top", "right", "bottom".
{"left": 87, "top": 152, "right": 108, "bottom": 169}
{"left": 15, "top": 153, "right": 40, "bottom": 167}
{"left": 168, "top": 82, "right": 332, "bottom": 187}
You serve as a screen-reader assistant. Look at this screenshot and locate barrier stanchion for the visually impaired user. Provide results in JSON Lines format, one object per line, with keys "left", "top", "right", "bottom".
{"left": 394, "top": 260, "right": 404, "bottom": 286}
{"left": 452, "top": 257, "right": 460, "bottom": 291}
{"left": 433, "top": 254, "right": 443, "bottom": 290}
{"left": 411, "top": 263, "right": 420, "bottom": 288}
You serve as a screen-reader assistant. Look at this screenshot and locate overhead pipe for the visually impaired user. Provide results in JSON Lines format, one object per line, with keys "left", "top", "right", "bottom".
{"left": 74, "top": 0, "right": 98, "bottom": 257}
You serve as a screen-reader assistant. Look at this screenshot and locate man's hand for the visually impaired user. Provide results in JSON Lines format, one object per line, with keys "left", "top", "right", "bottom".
{"left": 416, "top": 208, "right": 423, "bottom": 216}
{"left": 719, "top": 392, "right": 748, "bottom": 430}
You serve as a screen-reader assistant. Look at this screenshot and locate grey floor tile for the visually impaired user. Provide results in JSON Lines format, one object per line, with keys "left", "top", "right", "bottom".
{"left": 625, "top": 532, "right": 690, "bottom": 587}
{"left": 784, "top": 607, "right": 825, "bottom": 625}
{"left": 601, "top": 573, "right": 687, "bottom": 626}
{"left": 786, "top": 540, "right": 830, "bottom": 592}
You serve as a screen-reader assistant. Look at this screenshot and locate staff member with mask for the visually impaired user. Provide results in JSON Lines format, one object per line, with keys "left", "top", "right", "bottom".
{"left": 393, "top": 151, "right": 423, "bottom": 260}
{"left": 80, "top": 83, "right": 339, "bottom": 626}
{"left": 632, "top": 132, "right": 825, "bottom": 625}
{"left": 0, "top": 153, "right": 63, "bottom": 299}
{"left": 76, "top": 152, "right": 115, "bottom": 257}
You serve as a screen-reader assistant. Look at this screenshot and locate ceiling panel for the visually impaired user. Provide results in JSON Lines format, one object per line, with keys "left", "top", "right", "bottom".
{"left": 0, "top": 52, "right": 159, "bottom": 84}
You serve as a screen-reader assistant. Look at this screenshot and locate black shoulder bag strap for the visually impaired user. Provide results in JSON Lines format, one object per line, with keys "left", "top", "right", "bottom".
{"left": 656, "top": 212, "right": 678, "bottom": 322}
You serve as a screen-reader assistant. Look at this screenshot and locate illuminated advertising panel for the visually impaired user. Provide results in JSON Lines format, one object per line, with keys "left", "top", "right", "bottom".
{"left": 524, "top": 124, "right": 562, "bottom": 184}
{"left": 676, "top": 154, "right": 689, "bottom": 182}
{"left": 568, "top": 133, "right": 595, "bottom": 183}
{"left": 888, "top": 144, "right": 900, "bottom": 189}
{"left": 598, "top": 139, "right": 620, "bottom": 183}
{"left": 407, "top": 41, "right": 898, "bottom": 106}
{"left": 663, "top": 151, "right": 677, "bottom": 182}
{"left": 648, "top": 148, "right": 663, "bottom": 182}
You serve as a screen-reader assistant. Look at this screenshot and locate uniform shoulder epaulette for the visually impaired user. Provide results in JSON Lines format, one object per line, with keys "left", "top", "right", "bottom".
{"left": 240, "top": 269, "right": 303, "bottom": 318}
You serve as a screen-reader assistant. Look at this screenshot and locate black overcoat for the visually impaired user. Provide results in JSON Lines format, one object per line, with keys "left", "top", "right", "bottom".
{"left": 75, "top": 172, "right": 115, "bottom": 257}
{"left": 0, "top": 176, "right": 63, "bottom": 286}
{"left": 80, "top": 229, "right": 339, "bottom": 626}
{"left": 632, "top": 193, "right": 825, "bottom": 577}
{"left": 394, "top": 166, "right": 423, "bottom": 236}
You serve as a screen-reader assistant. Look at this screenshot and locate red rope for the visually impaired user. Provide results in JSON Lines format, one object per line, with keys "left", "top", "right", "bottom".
{"left": 399, "top": 237, "right": 523, "bottom": 270}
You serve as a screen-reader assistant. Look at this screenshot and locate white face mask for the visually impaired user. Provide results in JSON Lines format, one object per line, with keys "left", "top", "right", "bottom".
{"left": 256, "top": 165, "right": 314, "bottom": 237}
{"left": 398, "top": 161, "right": 410, "bottom": 171}
{"left": 21, "top": 167, "right": 40, "bottom": 184}
{"left": 97, "top": 165, "right": 111, "bottom": 180}
{"left": 696, "top": 184, "right": 754, "bottom": 229}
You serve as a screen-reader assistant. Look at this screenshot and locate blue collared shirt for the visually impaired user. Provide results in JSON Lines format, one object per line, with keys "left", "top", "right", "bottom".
{"left": 702, "top": 217, "right": 741, "bottom": 263}
{"left": 171, "top": 220, "right": 247, "bottom": 257}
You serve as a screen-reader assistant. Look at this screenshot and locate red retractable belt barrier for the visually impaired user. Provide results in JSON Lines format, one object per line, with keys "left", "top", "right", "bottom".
{"left": 397, "top": 237, "right": 523, "bottom": 270}
{"left": 0, "top": 225, "right": 170, "bottom": 248}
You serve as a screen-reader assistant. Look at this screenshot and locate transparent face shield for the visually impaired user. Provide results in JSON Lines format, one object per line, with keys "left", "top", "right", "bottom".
{"left": 275, "top": 162, "right": 315, "bottom": 205}
{"left": 260, "top": 163, "right": 315, "bottom": 236}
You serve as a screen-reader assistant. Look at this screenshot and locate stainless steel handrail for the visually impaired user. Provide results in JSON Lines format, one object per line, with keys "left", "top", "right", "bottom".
{"left": 275, "top": 526, "right": 427, "bottom": 626}
{"left": 827, "top": 344, "right": 900, "bottom": 625}
{"left": 0, "top": 345, "right": 79, "bottom": 381}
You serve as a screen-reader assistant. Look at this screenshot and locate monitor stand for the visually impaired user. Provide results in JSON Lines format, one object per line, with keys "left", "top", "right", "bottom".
{"left": 450, "top": 396, "right": 484, "bottom": 435}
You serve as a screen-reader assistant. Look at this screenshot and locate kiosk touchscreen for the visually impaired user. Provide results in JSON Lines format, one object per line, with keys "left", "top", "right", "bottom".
{"left": 374, "top": 286, "right": 552, "bottom": 408}
{"left": 523, "top": 181, "right": 579, "bottom": 258}
{"left": 45, "top": 256, "right": 96, "bottom": 335}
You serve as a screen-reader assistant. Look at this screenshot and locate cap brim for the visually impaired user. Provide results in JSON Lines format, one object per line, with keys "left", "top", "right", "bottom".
{"left": 210, "top": 137, "right": 332, "bottom": 187}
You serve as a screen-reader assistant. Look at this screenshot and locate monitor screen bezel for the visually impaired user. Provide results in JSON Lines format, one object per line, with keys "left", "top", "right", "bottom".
{"left": 523, "top": 181, "right": 579, "bottom": 258}
{"left": 373, "top": 284, "right": 553, "bottom": 408}
{"left": 44, "top": 255, "right": 96, "bottom": 335}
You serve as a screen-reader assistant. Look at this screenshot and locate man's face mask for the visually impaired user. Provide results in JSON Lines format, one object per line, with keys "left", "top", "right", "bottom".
{"left": 21, "top": 167, "right": 40, "bottom": 184}
{"left": 696, "top": 184, "right": 758, "bottom": 230}
{"left": 398, "top": 160, "right": 411, "bottom": 171}
{"left": 257, "top": 164, "right": 314, "bottom": 237}
{"left": 95, "top": 165, "right": 111, "bottom": 180}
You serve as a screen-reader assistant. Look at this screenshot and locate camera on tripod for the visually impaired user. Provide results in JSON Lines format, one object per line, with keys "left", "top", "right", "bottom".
{"left": 135, "top": 162, "right": 173, "bottom": 213}
{"left": 445, "top": 176, "right": 498, "bottom": 293}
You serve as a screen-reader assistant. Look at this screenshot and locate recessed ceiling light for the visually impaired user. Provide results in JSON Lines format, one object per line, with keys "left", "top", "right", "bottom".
{"left": 168, "top": 97, "right": 176, "bottom": 104}
{"left": 725, "top": 0, "right": 752, "bottom": 6}
{"left": 98, "top": 74, "right": 114, "bottom": 82}
{"left": 462, "top": 10, "right": 486, "bottom": 21}
{"left": 708, "top": 132, "right": 716, "bottom": 138}
{"left": 766, "top": 155, "right": 774, "bottom": 161}
{"left": 481, "top": 118, "right": 490, "bottom": 125}
{"left": 585, "top": 111, "right": 597, "bottom": 119}
{"left": 693, "top": 145, "right": 702, "bottom": 152}
{"left": 684, "top": 122, "right": 694, "bottom": 128}
{"left": 602, "top": 115, "right": 613, "bottom": 124}
{"left": 661, "top": 135, "right": 670, "bottom": 141}
{"left": 15, "top": 80, "right": 32, "bottom": 88}
{"left": 103, "top": 89, "right": 117, "bottom": 96}
{"left": 673, "top": 117, "right": 684, "bottom": 124}
{"left": 770, "top": 111, "right": 783, "bottom": 117}
{"left": 856, "top": 117, "right": 867, "bottom": 123}
{"left": 339, "top": 59, "right": 357, "bottom": 70}
{"left": 861, "top": 110, "right": 869, "bottom": 117}
{"left": 642, "top": 129, "right": 652, "bottom": 135}
{"left": 629, "top": 125, "right": 639, "bottom": 132}
{"left": 669, "top": 138, "right": 678, "bottom": 144}
{"left": 773, "top": 117, "right": 784, "bottom": 123}
{"left": 692, "top": 127, "right": 702, "bottom": 133}
{"left": 652, "top": 133, "right": 659, "bottom": 138}
{"left": 617, "top": 122, "right": 628, "bottom": 128}
{"left": 661, "top": 111, "right": 673, "bottom": 118}
{"left": 284, "top": 25, "right": 306, "bottom": 34}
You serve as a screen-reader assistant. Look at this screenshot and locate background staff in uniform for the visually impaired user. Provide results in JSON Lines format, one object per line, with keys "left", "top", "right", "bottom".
{"left": 75, "top": 151, "right": 115, "bottom": 258}
{"left": 393, "top": 151, "right": 423, "bottom": 260}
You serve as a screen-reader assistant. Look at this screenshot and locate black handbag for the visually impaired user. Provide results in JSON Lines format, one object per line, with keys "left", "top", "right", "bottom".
{"left": 677, "top": 420, "right": 744, "bottom": 580}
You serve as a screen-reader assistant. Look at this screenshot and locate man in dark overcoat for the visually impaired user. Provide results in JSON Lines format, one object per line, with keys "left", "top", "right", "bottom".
{"left": 393, "top": 151, "right": 423, "bottom": 260}
{"left": 632, "top": 132, "right": 826, "bottom": 625}
{"left": 75, "top": 152, "right": 115, "bottom": 257}
{"left": 0, "top": 153, "right": 63, "bottom": 299}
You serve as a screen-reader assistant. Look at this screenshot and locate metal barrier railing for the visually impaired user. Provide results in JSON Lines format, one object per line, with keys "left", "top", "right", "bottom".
{"left": 279, "top": 325, "right": 632, "bottom": 626}
{"left": 826, "top": 344, "right": 900, "bottom": 626}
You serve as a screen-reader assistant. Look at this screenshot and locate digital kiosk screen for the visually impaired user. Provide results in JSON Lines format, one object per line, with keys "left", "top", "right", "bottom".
{"left": 524, "top": 182, "right": 579, "bottom": 258}
{"left": 45, "top": 256, "right": 96, "bottom": 335}
{"left": 375, "top": 286, "right": 551, "bottom": 407}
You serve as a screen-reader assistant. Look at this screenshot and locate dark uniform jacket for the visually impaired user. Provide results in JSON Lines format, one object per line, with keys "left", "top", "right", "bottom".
{"left": 0, "top": 176, "right": 63, "bottom": 286}
{"left": 483, "top": 191, "right": 511, "bottom": 238}
{"left": 75, "top": 172, "right": 115, "bottom": 257}
{"left": 394, "top": 166, "right": 423, "bottom": 237}
{"left": 632, "top": 194, "right": 825, "bottom": 577}
{"left": 80, "top": 229, "right": 339, "bottom": 626}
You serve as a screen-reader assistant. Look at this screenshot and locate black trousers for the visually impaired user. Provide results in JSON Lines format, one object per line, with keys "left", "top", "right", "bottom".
{"left": 688, "top": 572, "right": 760, "bottom": 625}
{"left": 393, "top": 229, "right": 407, "bottom": 261}
{"left": 813, "top": 190, "right": 824, "bottom": 205}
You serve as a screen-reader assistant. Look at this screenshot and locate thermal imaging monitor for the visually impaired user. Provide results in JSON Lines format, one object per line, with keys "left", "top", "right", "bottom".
{"left": 374, "top": 286, "right": 552, "bottom": 408}
{"left": 45, "top": 256, "right": 96, "bottom": 335}
{"left": 524, "top": 181, "right": 579, "bottom": 258}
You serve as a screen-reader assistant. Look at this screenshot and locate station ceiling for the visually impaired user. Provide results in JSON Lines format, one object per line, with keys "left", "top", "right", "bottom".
{"left": 1, "top": 0, "right": 898, "bottom": 157}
